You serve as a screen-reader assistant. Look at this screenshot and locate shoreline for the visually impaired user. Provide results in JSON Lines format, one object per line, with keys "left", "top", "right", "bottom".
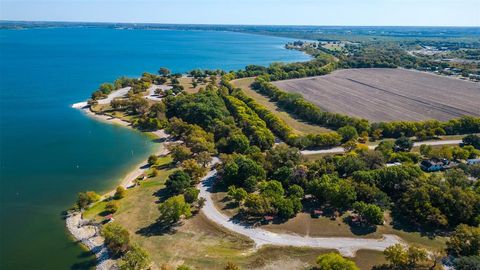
{"left": 67, "top": 102, "right": 170, "bottom": 269}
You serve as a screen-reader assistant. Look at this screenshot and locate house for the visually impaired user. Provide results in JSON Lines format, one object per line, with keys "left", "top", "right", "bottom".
{"left": 420, "top": 159, "right": 449, "bottom": 172}
{"left": 467, "top": 159, "right": 480, "bottom": 165}
{"left": 262, "top": 215, "right": 274, "bottom": 224}
{"left": 312, "top": 209, "right": 323, "bottom": 218}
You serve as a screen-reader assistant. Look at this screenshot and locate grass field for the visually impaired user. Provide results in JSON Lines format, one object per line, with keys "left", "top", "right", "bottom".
{"left": 231, "top": 78, "right": 331, "bottom": 135}
{"left": 84, "top": 155, "right": 389, "bottom": 270}
{"left": 273, "top": 68, "right": 480, "bottom": 122}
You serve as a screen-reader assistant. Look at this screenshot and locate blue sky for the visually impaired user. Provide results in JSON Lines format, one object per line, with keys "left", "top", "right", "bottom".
{"left": 1, "top": 0, "right": 479, "bottom": 26}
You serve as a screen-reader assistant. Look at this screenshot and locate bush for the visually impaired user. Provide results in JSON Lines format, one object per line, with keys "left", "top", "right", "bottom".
{"left": 102, "top": 223, "right": 130, "bottom": 256}
{"left": 184, "top": 187, "right": 200, "bottom": 204}
{"left": 105, "top": 201, "right": 119, "bottom": 214}
{"left": 166, "top": 171, "right": 192, "bottom": 194}
{"left": 119, "top": 244, "right": 151, "bottom": 270}
{"left": 114, "top": 186, "right": 126, "bottom": 200}
{"left": 147, "top": 155, "right": 158, "bottom": 165}
{"left": 76, "top": 191, "right": 101, "bottom": 209}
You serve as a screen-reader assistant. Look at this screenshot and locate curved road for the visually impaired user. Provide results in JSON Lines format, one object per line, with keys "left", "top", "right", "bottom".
{"left": 197, "top": 168, "right": 402, "bottom": 257}
{"left": 301, "top": 139, "right": 462, "bottom": 156}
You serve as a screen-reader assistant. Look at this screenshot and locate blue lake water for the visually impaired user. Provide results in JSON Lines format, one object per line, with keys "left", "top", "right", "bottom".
{"left": 0, "top": 27, "right": 309, "bottom": 270}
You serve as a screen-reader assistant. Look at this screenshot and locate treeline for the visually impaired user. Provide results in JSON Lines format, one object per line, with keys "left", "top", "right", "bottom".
{"left": 229, "top": 87, "right": 341, "bottom": 149}
{"left": 250, "top": 76, "right": 480, "bottom": 139}
{"left": 223, "top": 95, "right": 275, "bottom": 151}
{"left": 251, "top": 76, "right": 370, "bottom": 132}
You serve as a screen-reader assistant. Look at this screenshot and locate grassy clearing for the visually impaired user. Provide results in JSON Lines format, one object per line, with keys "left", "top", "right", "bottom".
{"left": 178, "top": 76, "right": 218, "bottom": 94}
{"left": 212, "top": 191, "right": 446, "bottom": 251}
{"left": 231, "top": 78, "right": 331, "bottom": 135}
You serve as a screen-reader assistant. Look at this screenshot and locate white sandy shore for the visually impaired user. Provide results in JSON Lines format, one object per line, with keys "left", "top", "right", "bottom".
{"left": 67, "top": 103, "right": 170, "bottom": 270}
{"left": 66, "top": 212, "right": 116, "bottom": 270}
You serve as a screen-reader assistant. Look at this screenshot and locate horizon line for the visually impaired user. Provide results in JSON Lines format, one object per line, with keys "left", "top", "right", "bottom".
{"left": 1, "top": 19, "right": 479, "bottom": 28}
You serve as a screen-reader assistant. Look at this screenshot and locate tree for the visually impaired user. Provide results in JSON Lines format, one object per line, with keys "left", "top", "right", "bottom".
{"left": 102, "top": 223, "right": 130, "bottom": 256}
{"left": 463, "top": 134, "right": 480, "bottom": 149}
{"left": 105, "top": 201, "right": 119, "bottom": 214}
{"left": 158, "top": 195, "right": 192, "bottom": 224}
{"left": 227, "top": 186, "right": 247, "bottom": 205}
{"left": 184, "top": 187, "right": 200, "bottom": 204}
{"left": 383, "top": 244, "right": 429, "bottom": 269}
{"left": 224, "top": 262, "right": 241, "bottom": 270}
{"left": 447, "top": 224, "right": 480, "bottom": 257}
{"left": 316, "top": 253, "right": 359, "bottom": 270}
{"left": 287, "top": 184, "right": 304, "bottom": 199}
{"left": 455, "top": 256, "right": 480, "bottom": 270}
{"left": 119, "top": 244, "right": 151, "bottom": 270}
{"left": 352, "top": 201, "right": 384, "bottom": 225}
{"left": 166, "top": 171, "right": 192, "bottom": 194}
{"left": 222, "top": 155, "right": 266, "bottom": 191}
{"left": 395, "top": 136, "right": 413, "bottom": 152}
{"left": 338, "top": 126, "right": 358, "bottom": 142}
{"left": 147, "top": 155, "right": 158, "bottom": 166}
{"left": 195, "top": 151, "right": 212, "bottom": 167}
{"left": 158, "top": 67, "right": 171, "bottom": 76}
{"left": 170, "top": 144, "right": 193, "bottom": 163}
{"left": 114, "top": 186, "right": 126, "bottom": 200}
{"left": 181, "top": 159, "right": 206, "bottom": 182}
{"left": 76, "top": 191, "right": 101, "bottom": 209}
{"left": 265, "top": 144, "right": 301, "bottom": 171}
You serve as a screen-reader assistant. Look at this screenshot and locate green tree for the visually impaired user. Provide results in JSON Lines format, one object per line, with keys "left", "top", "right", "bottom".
{"left": 158, "top": 195, "right": 192, "bottom": 224}
{"left": 222, "top": 155, "right": 266, "bottom": 191}
{"left": 147, "top": 155, "right": 158, "bottom": 166}
{"left": 227, "top": 186, "right": 248, "bottom": 205}
{"left": 181, "top": 159, "right": 206, "bottom": 182}
{"left": 455, "top": 256, "right": 480, "bottom": 270}
{"left": 169, "top": 144, "right": 193, "bottom": 163}
{"left": 183, "top": 187, "right": 200, "bottom": 204}
{"left": 383, "top": 244, "right": 429, "bottom": 269}
{"left": 76, "top": 191, "right": 101, "bottom": 209}
{"left": 102, "top": 223, "right": 130, "bottom": 256}
{"left": 447, "top": 224, "right": 480, "bottom": 257}
{"left": 105, "top": 201, "right": 119, "bottom": 214}
{"left": 158, "top": 67, "right": 171, "bottom": 76}
{"left": 395, "top": 136, "right": 414, "bottom": 152}
{"left": 224, "top": 262, "right": 241, "bottom": 270}
{"left": 338, "top": 126, "right": 359, "bottom": 142}
{"left": 166, "top": 171, "right": 192, "bottom": 194}
{"left": 352, "top": 201, "right": 384, "bottom": 225}
{"left": 316, "top": 253, "right": 359, "bottom": 270}
{"left": 119, "top": 244, "right": 151, "bottom": 270}
{"left": 463, "top": 134, "right": 480, "bottom": 149}
{"left": 114, "top": 186, "right": 126, "bottom": 200}
{"left": 287, "top": 184, "right": 304, "bottom": 199}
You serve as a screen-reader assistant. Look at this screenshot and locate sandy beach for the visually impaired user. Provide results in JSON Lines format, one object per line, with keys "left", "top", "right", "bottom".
{"left": 67, "top": 102, "right": 170, "bottom": 269}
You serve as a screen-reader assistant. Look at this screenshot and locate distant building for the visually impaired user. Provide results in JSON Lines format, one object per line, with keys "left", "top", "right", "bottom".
{"left": 420, "top": 159, "right": 450, "bottom": 172}
{"left": 467, "top": 159, "right": 480, "bottom": 165}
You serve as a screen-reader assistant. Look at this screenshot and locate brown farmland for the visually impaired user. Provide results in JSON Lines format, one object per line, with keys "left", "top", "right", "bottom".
{"left": 273, "top": 68, "right": 480, "bottom": 122}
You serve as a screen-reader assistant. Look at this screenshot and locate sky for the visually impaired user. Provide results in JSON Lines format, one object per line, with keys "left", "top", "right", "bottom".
{"left": 1, "top": 0, "right": 479, "bottom": 26}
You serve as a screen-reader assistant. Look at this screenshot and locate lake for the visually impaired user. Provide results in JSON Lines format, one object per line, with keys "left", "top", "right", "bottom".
{"left": 0, "top": 27, "right": 309, "bottom": 269}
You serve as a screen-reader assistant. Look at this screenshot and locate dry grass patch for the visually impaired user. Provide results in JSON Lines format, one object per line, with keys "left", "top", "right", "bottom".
{"left": 231, "top": 78, "right": 331, "bottom": 135}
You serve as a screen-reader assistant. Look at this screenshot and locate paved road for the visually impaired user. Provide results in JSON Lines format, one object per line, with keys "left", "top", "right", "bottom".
{"left": 97, "top": 86, "right": 131, "bottom": 105}
{"left": 301, "top": 139, "right": 462, "bottom": 156}
{"left": 198, "top": 168, "right": 402, "bottom": 257}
